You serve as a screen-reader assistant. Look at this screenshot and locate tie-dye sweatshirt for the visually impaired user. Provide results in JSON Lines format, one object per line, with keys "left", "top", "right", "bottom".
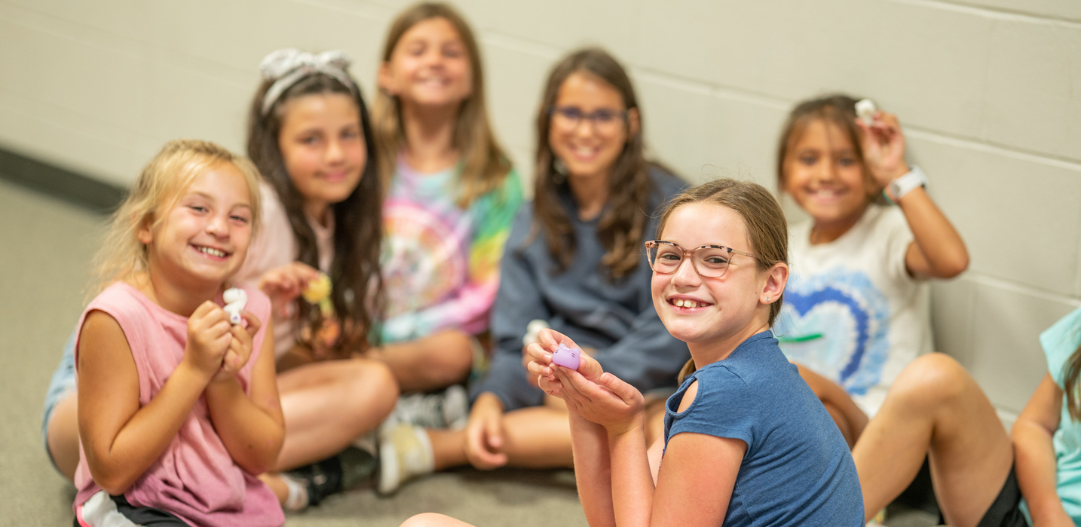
{"left": 380, "top": 157, "right": 522, "bottom": 344}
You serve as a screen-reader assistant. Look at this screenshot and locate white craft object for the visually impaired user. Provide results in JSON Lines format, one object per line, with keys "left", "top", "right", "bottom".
{"left": 522, "top": 319, "right": 550, "bottom": 346}
{"left": 79, "top": 491, "right": 140, "bottom": 526}
{"left": 223, "top": 287, "right": 248, "bottom": 325}
{"left": 855, "top": 99, "right": 877, "bottom": 125}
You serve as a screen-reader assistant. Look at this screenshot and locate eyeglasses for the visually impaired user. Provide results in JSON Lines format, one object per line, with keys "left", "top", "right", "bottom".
{"left": 644, "top": 240, "right": 756, "bottom": 278}
{"left": 549, "top": 106, "right": 628, "bottom": 136}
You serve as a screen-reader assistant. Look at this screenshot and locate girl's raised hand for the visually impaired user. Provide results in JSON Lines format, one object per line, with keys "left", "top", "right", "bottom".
{"left": 856, "top": 111, "right": 910, "bottom": 186}
{"left": 555, "top": 367, "right": 645, "bottom": 437}
{"left": 213, "top": 311, "right": 262, "bottom": 383}
{"left": 258, "top": 262, "right": 321, "bottom": 318}
{"left": 184, "top": 301, "right": 233, "bottom": 381}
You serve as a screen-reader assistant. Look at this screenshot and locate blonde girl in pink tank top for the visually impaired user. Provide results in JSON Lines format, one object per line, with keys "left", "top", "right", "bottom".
{"left": 72, "top": 140, "right": 284, "bottom": 526}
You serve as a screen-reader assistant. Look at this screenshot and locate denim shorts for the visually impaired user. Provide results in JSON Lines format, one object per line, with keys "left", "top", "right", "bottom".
{"left": 41, "top": 329, "right": 77, "bottom": 472}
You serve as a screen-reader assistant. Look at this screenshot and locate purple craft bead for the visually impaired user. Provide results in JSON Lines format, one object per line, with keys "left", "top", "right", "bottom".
{"left": 551, "top": 343, "right": 581, "bottom": 370}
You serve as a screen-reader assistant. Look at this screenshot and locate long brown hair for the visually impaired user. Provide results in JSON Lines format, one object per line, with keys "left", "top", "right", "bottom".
{"left": 662, "top": 179, "right": 789, "bottom": 382}
{"left": 533, "top": 47, "right": 654, "bottom": 280}
{"left": 372, "top": 2, "right": 511, "bottom": 208}
{"left": 1064, "top": 341, "right": 1081, "bottom": 421}
{"left": 93, "top": 139, "right": 263, "bottom": 296}
{"left": 775, "top": 94, "right": 883, "bottom": 203}
{"left": 247, "top": 67, "right": 384, "bottom": 358}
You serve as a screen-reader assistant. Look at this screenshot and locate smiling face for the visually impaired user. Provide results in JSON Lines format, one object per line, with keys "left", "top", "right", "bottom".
{"left": 277, "top": 92, "right": 366, "bottom": 222}
{"left": 782, "top": 118, "right": 873, "bottom": 239}
{"left": 651, "top": 203, "right": 771, "bottom": 352}
{"left": 379, "top": 17, "right": 473, "bottom": 109}
{"left": 139, "top": 162, "right": 254, "bottom": 289}
{"left": 548, "top": 71, "right": 638, "bottom": 183}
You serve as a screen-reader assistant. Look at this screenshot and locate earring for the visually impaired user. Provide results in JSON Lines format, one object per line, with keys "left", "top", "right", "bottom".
{"left": 765, "top": 295, "right": 771, "bottom": 302}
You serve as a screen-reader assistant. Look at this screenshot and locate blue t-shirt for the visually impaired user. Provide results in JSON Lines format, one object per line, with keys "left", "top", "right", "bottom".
{"left": 664, "top": 331, "right": 864, "bottom": 526}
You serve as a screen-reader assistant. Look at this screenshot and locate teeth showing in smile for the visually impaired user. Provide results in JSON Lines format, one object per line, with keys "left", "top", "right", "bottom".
{"left": 198, "top": 246, "right": 227, "bottom": 258}
{"left": 673, "top": 299, "right": 706, "bottom": 308}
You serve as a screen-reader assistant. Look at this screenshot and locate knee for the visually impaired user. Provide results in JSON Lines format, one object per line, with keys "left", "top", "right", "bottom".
{"left": 423, "top": 330, "right": 475, "bottom": 383}
{"left": 892, "top": 353, "right": 972, "bottom": 406}
{"left": 400, "top": 513, "right": 455, "bottom": 527}
{"left": 345, "top": 358, "right": 400, "bottom": 416}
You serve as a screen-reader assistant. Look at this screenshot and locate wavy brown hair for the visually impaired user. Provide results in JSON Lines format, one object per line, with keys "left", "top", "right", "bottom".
{"left": 372, "top": 2, "right": 512, "bottom": 208}
{"left": 533, "top": 47, "right": 654, "bottom": 280}
{"left": 1064, "top": 341, "right": 1081, "bottom": 421}
{"left": 247, "top": 69, "right": 384, "bottom": 358}
{"left": 92, "top": 139, "right": 262, "bottom": 297}
{"left": 662, "top": 179, "right": 789, "bottom": 381}
{"left": 775, "top": 93, "right": 884, "bottom": 203}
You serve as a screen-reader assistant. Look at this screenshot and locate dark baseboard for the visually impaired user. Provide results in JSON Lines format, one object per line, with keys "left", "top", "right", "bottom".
{"left": 0, "top": 148, "right": 126, "bottom": 215}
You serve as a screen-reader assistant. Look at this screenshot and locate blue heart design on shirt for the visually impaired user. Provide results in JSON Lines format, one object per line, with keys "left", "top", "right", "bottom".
{"left": 776, "top": 268, "right": 890, "bottom": 396}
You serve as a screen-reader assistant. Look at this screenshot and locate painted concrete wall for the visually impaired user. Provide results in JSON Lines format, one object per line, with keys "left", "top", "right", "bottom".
{"left": 2, "top": 0, "right": 1078, "bottom": 422}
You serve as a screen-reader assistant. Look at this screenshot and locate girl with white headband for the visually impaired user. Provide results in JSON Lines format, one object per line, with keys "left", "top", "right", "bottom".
{"left": 231, "top": 48, "right": 399, "bottom": 511}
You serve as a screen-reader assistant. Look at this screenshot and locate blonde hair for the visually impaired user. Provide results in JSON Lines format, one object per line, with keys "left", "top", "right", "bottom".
{"left": 92, "top": 139, "right": 262, "bottom": 295}
{"left": 372, "top": 2, "right": 511, "bottom": 208}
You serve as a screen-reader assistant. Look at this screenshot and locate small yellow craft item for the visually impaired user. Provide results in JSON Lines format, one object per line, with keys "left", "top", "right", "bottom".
{"left": 301, "top": 272, "right": 340, "bottom": 351}
{"left": 302, "top": 272, "right": 334, "bottom": 315}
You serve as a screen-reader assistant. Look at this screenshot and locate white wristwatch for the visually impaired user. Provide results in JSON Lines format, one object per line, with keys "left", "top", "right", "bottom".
{"left": 887, "top": 166, "right": 928, "bottom": 202}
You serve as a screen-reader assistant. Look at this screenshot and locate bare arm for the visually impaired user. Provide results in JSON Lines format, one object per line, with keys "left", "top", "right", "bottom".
{"left": 651, "top": 432, "right": 745, "bottom": 527}
{"left": 79, "top": 306, "right": 224, "bottom": 494}
{"left": 463, "top": 393, "right": 508, "bottom": 470}
{"left": 526, "top": 329, "right": 617, "bottom": 527}
{"left": 606, "top": 418, "right": 654, "bottom": 527}
{"left": 651, "top": 380, "right": 744, "bottom": 527}
{"left": 859, "top": 111, "right": 968, "bottom": 279}
{"left": 569, "top": 411, "right": 617, "bottom": 527}
{"left": 1013, "top": 374, "right": 1073, "bottom": 526}
{"left": 557, "top": 371, "right": 744, "bottom": 527}
{"left": 898, "top": 186, "right": 969, "bottom": 279}
{"left": 205, "top": 314, "right": 284, "bottom": 475}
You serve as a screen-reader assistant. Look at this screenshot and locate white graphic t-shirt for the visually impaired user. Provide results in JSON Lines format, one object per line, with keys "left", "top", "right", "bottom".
{"left": 775, "top": 204, "right": 931, "bottom": 415}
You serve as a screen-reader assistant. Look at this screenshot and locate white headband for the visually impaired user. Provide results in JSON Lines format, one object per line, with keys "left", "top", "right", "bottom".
{"left": 260, "top": 49, "right": 357, "bottom": 115}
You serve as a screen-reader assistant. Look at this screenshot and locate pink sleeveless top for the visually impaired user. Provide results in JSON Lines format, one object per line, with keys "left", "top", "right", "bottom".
{"left": 72, "top": 282, "right": 284, "bottom": 526}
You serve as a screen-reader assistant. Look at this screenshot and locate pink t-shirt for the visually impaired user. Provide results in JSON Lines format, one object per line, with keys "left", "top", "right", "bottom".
{"left": 234, "top": 182, "right": 333, "bottom": 359}
{"left": 72, "top": 282, "right": 283, "bottom": 527}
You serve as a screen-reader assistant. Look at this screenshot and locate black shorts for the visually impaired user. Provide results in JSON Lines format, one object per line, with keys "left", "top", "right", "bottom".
{"left": 977, "top": 465, "right": 1027, "bottom": 527}
{"left": 74, "top": 494, "right": 190, "bottom": 526}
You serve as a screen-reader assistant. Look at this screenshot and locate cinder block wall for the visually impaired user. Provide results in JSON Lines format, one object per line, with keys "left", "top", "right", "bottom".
{"left": 2, "top": 0, "right": 1078, "bottom": 422}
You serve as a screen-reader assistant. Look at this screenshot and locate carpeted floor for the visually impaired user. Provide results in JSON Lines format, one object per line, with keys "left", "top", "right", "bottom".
{"left": 0, "top": 177, "right": 937, "bottom": 526}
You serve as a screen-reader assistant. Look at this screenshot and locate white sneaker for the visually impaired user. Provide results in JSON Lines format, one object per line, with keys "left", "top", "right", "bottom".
{"left": 382, "top": 385, "right": 469, "bottom": 432}
{"left": 378, "top": 424, "right": 434, "bottom": 495}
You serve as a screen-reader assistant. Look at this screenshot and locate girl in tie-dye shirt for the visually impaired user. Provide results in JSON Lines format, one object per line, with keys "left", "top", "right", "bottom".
{"left": 370, "top": 2, "right": 522, "bottom": 400}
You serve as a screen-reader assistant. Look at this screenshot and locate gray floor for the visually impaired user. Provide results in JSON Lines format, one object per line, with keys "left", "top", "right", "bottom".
{"left": 0, "top": 178, "right": 938, "bottom": 526}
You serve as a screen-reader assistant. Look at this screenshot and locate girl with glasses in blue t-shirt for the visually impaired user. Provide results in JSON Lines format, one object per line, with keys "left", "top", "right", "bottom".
{"left": 528, "top": 179, "right": 864, "bottom": 526}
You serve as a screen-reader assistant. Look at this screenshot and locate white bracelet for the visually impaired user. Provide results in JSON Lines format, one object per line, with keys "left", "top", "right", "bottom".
{"left": 887, "top": 166, "right": 928, "bottom": 202}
